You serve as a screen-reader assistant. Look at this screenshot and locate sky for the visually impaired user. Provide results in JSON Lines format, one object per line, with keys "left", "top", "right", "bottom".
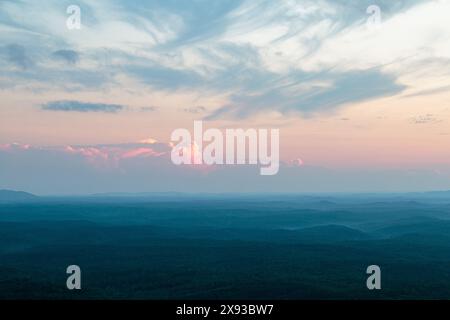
{"left": 1, "top": 0, "right": 450, "bottom": 194}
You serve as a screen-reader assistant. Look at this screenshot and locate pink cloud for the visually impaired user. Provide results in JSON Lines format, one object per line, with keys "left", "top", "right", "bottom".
{"left": 121, "top": 147, "right": 163, "bottom": 159}
{"left": 65, "top": 146, "right": 109, "bottom": 160}
{"left": 291, "top": 158, "right": 304, "bottom": 167}
{"left": 0, "top": 143, "right": 33, "bottom": 151}
{"left": 62, "top": 140, "right": 170, "bottom": 168}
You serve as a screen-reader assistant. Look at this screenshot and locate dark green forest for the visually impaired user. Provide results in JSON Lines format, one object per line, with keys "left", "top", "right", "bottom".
{"left": 1, "top": 193, "right": 450, "bottom": 299}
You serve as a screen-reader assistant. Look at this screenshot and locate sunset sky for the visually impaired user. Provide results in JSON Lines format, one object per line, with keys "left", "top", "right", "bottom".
{"left": 1, "top": 0, "right": 450, "bottom": 194}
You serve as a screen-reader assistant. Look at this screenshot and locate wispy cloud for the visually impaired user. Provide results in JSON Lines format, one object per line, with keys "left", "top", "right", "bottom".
{"left": 0, "top": 0, "right": 448, "bottom": 119}
{"left": 182, "top": 106, "right": 207, "bottom": 114}
{"left": 410, "top": 114, "right": 443, "bottom": 125}
{"left": 140, "top": 106, "right": 158, "bottom": 112}
{"left": 4, "top": 44, "right": 32, "bottom": 69}
{"left": 403, "top": 85, "right": 450, "bottom": 98}
{"left": 207, "top": 69, "right": 406, "bottom": 119}
{"left": 41, "top": 101, "right": 125, "bottom": 113}
{"left": 52, "top": 49, "right": 80, "bottom": 65}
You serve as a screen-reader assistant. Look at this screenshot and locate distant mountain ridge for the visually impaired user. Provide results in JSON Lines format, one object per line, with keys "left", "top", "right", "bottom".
{"left": 2, "top": 189, "right": 450, "bottom": 201}
{"left": 91, "top": 192, "right": 186, "bottom": 197}
{"left": 0, "top": 190, "right": 38, "bottom": 202}
{"left": 422, "top": 190, "right": 450, "bottom": 195}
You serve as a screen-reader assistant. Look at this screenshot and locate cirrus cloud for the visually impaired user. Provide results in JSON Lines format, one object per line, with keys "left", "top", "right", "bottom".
{"left": 40, "top": 100, "right": 125, "bottom": 113}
